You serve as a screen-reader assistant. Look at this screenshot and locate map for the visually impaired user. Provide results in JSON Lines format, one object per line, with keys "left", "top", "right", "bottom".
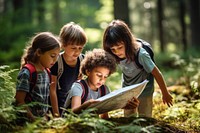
{"left": 88, "top": 80, "right": 148, "bottom": 114}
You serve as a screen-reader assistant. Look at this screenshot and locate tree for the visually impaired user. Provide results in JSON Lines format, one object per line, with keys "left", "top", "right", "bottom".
{"left": 157, "top": 0, "right": 165, "bottom": 52}
{"left": 179, "top": 0, "right": 187, "bottom": 51}
{"left": 113, "top": 0, "right": 130, "bottom": 26}
{"left": 188, "top": 0, "right": 200, "bottom": 50}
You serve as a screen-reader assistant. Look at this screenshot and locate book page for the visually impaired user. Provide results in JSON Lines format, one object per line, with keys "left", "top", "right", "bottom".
{"left": 88, "top": 80, "right": 148, "bottom": 114}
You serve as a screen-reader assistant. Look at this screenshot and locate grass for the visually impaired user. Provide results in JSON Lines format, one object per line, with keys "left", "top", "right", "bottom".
{"left": 1, "top": 50, "right": 200, "bottom": 133}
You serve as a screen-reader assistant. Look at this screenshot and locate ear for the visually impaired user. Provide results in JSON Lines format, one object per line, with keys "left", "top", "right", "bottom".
{"left": 36, "top": 48, "right": 42, "bottom": 56}
{"left": 85, "top": 70, "right": 90, "bottom": 76}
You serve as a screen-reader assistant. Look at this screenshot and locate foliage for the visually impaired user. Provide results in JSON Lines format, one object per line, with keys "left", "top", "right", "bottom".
{"left": 0, "top": 65, "right": 18, "bottom": 131}
{"left": 15, "top": 109, "right": 185, "bottom": 133}
{"left": 153, "top": 92, "right": 200, "bottom": 132}
{"left": 170, "top": 54, "right": 200, "bottom": 97}
{"left": 0, "top": 66, "right": 17, "bottom": 117}
{"left": 1, "top": 59, "right": 200, "bottom": 133}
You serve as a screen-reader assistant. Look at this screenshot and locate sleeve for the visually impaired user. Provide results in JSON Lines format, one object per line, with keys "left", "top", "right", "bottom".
{"left": 63, "top": 82, "right": 83, "bottom": 109}
{"left": 50, "top": 61, "right": 58, "bottom": 76}
{"left": 69, "top": 82, "right": 83, "bottom": 99}
{"left": 138, "top": 48, "right": 155, "bottom": 73}
{"left": 16, "top": 68, "right": 30, "bottom": 93}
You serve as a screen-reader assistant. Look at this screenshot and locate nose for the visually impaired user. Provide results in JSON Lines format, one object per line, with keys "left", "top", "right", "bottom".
{"left": 99, "top": 77, "right": 106, "bottom": 84}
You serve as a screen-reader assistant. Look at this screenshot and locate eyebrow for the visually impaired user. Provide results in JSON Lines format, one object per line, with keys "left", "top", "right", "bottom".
{"left": 96, "top": 71, "right": 109, "bottom": 76}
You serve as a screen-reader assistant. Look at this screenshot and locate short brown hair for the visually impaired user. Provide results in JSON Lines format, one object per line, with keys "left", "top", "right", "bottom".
{"left": 59, "top": 22, "right": 87, "bottom": 47}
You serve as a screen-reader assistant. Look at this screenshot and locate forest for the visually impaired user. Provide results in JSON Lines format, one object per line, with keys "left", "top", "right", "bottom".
{"left": 0, "top": 0, "right": 200, "bottom": 132}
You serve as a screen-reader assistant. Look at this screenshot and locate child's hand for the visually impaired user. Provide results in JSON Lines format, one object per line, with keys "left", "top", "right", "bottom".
{"left": 162, "top": 92, "right": 173, "bottom": 107}
{"left": 82, "top": 99, "right": 100, "bottom": 109}
{"left": 123, "top": 97, "right": 139, "bottom": 109}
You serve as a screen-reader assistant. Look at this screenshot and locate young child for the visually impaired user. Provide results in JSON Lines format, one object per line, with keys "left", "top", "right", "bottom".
{"left": 63, "top": 49, "right": 139, "bottom": 119}
{"left": 103, "top": 19, "right": 173, "bottom": 117}
{"left": 15, "top": 32, "right": 60, "bottom": 122}
{"left": 50, "top": 22, "right": 87, "bottom": 117}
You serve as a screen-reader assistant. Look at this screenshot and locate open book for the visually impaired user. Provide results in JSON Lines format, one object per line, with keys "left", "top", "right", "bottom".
{"left": 88, "top": 80, "right": 148, "bottom": 114}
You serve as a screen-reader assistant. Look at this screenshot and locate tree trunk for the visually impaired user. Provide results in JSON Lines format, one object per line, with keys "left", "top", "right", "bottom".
{"left": 179, "top": 0, "right": 187, "bottom": 51}
{"left": 113, "top": 0, "right": 130, "bottom": 26}
{"left": 53, "top": 0, "right": 60, "bottom": 31}
{"left": 189, "top": 0, "right": 200, "bottom": 49}
{"left": 36, "top": 0, "right": 45, "bottom": 29}
{"left": 157, "top": 0, "right": 164, "bottom": 52}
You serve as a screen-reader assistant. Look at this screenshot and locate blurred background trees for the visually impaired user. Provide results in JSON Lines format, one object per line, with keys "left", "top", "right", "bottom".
{"left": 0, "top": 0, "right": 200, "bottom": 68}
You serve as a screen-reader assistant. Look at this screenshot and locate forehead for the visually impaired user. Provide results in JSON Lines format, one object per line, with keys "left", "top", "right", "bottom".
{"left": 45, "top": 47, "right": 60, "bottom": 54}
{"left": 110, "top": 42, "right": 124, "bottom": 49}
{"left": 67, "top": 44, "right": 84, "bottom": 48}
{"left": 92, "top": 67, "right": 110, "bottom": 75}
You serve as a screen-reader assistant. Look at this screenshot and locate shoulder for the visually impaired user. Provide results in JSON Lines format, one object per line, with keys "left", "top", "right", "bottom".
{"left": 16, "top": 68, "right": 31, "bottom": 92}
{"left": 18, "top": 68, "right": 31, "bottom": 79}
{"left": 139, "top": 47, "right": 150, "bottom": 57}
{"left": 69, "top": 81, "right": 83, "bottom": 97}
{"left": 71, "top": 82, "right": 83, "bottom": 92}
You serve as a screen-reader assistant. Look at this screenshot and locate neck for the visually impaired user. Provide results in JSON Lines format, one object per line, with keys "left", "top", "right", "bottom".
{"left": 86, "top": 79, "right": 98, "bottom": 91}
{"left": 31, "top": 62, "right": 45, "bottom": 71}
{"left": 63, "top": 53, "right": 77, "bottom": 67}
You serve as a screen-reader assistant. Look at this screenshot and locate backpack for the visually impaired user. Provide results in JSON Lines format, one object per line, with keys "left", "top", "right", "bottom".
{"left": 77, "top": 80, "right": 106, "bottom": 104}
{"left": 23, "top": 63, "right": 51, "bottom": 102}
{"left": 57, "top": 52, "right": 84, "bottom": 90}
{"left": 135, "top": 38, "right": 155, "bottom": 69}
{"left": 63, "top": 80, "right": 107, "bottom": 110}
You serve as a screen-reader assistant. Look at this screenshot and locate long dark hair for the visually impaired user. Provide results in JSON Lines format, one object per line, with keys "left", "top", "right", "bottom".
{"left": 103, "top": 19, "right": 138, "bottom": 63}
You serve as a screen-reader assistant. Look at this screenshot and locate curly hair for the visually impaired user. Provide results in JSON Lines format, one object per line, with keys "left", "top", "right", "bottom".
{"left": 80, "top": 49, "right": 116, "bottom": 76}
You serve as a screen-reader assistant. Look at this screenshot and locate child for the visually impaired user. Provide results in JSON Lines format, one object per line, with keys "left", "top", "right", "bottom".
{"left": 15, "top": 32, "right": 60, "bottom": 122}
{"left": 64, "top": 48, "right": 139, "bottom": 119}
{"left": 103, "top": 19, "right": 173, "bottom": 117}
{"left": 50, "top": 22, "right": 87, "bottom": 117}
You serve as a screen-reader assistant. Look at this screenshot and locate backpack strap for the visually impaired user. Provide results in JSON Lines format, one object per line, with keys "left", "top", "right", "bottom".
{"left": 79, "top": 80, "right": 89, "bottom": 104}
{"left": 78, "top": 54, "right": 84, "bottom": 62}
{"left": 22, "top": 64, "right": 37, "bottom": 103}
{"left": 77, "top": 80, "right": 107, "bottom": 103}
{"left": 99, "top": 85, "right": 106, "bottom": 97}
{"left": 23, "top": 63, "right": 37, "bottom": 92}
{"left": 135, "top": 39, "right": 155, "bottom": 69}
{"left": 57, "top": 52, "right": 64, "bottom": 90}
{"left": 57, "top": 52, "right": 84, "bottom": 90}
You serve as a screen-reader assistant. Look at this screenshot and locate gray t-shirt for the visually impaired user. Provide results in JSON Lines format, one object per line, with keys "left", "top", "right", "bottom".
{"left": 64, "top": 80, "right": 110, "bottom": 109}
{"left": 119, "top": 47, "right": 155, "bottom": 97}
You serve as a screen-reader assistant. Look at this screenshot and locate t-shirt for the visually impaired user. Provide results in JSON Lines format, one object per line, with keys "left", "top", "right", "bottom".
{"left": 119, "top": 47, "right": 155, "bottom": 97}
{"left": 50, "top": 54, "right": 82, "bottom": 113}
{"left": 64, "top": 79, "right": 110, "bottom": 109}
{"left": 16, "top": 68, "right": 50, "bottom": 117}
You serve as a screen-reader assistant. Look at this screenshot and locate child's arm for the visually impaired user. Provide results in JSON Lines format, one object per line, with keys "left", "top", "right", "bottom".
{"left": 15, "top": 91, "right": 35, "bottom": 122}
{"left": 151, "top": 66, "right": 173, "bottom": 107}
{"left": 71, "top": 96, "right": 99, "bottom": 114}
{"left": 50, "top": 75, "right": 60, "bottom": 117}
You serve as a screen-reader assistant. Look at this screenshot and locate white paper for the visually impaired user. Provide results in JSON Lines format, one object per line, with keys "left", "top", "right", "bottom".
{"left": 88, "top": 80, "right": 148, "bottom": 114}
